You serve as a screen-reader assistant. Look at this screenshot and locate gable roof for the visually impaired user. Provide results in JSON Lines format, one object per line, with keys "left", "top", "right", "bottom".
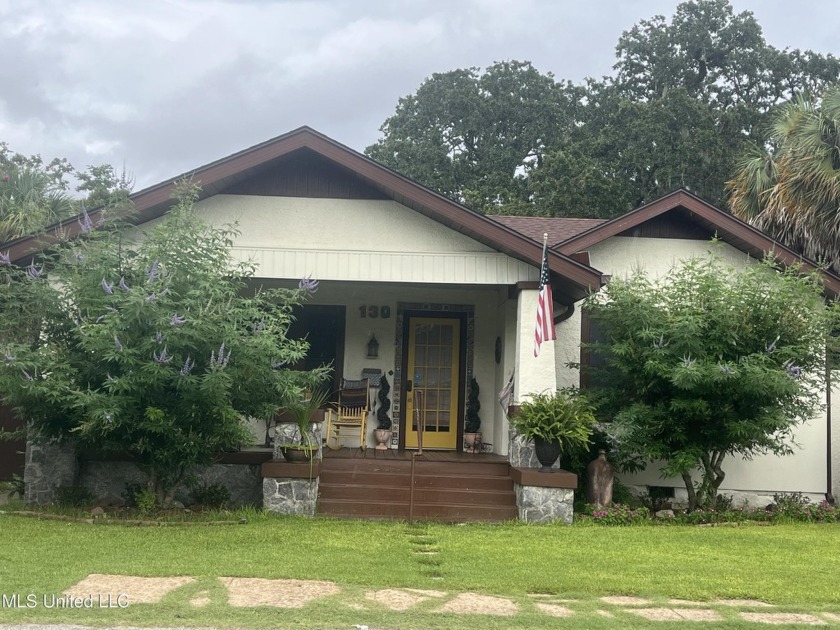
{"left": 490, "top": 216, "right": 607, "bottom": 247}
{"left": 2, "top": 126, "right": 605, "bottom": 304}
{"left": 555, "top": 188, "right": 840, "bottom": 297}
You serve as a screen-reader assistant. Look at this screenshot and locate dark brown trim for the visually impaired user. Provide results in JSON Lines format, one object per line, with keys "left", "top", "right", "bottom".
{"left": 2, "top": 127, "right": 605, "bottom": 303}
{"left": 510, "top": 466, "right": 577, "bottom": 488}
{"left": 261, "top": 459, "right": 321, "bottom": 478}
{"left": 557, "top": 189, "right": 840, "bottom": 298}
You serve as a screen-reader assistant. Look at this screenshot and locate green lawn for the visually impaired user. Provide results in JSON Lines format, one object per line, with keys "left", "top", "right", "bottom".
{"left": 1, "top": 512, "right": 839, "bottom": 629}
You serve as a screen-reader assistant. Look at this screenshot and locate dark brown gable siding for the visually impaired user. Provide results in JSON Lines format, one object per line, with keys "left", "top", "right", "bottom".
{"left": 220, "top": 149, "right": 388, "bottom": 200}
{"left": 615, "top": 212, "right": 714, "bottom": 240}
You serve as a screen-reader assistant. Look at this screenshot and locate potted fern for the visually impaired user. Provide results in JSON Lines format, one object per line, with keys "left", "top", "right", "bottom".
{"left": 464, "top": 377, "right": 482, "bottom": 452}
{"left": 509, "top": 388, "right": 595, "bottom": 472}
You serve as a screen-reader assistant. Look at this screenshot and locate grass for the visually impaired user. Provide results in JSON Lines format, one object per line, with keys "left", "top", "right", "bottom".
{"left": 0, "top": 511, "right": 839, "bottom": 629}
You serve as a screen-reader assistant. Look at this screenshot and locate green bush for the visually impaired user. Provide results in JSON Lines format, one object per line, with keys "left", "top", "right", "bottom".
{"left": 55, "top": 485, "right": 95, "bottom": 507}
{"left": 773, "top": 493, "right": 839, "bottom": 523}
{"left": 577, "top": 503, "right": 650, "bottom": 526}
{"left": 190, "top": 481, "right": 231, "bottom": 509}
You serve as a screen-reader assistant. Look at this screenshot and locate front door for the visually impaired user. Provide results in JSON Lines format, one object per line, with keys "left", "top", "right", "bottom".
{"left": 404, "top": 316, "right": 462, "bottom": 449}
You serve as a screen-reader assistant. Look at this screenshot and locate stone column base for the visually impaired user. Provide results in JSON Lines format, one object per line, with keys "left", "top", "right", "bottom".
{"left": 261, "top": 460, "right": 321, "bottom": 516}
{"left": 511, "top": 467, "right": 577, "bottom": 524}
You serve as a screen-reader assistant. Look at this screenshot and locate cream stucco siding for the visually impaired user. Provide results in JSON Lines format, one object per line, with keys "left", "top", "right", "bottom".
{"left": 187, "top": 195, "right": 539, "bottom": 285}
{"left": 582, "top": 235, "right": 830, "bottom": 499}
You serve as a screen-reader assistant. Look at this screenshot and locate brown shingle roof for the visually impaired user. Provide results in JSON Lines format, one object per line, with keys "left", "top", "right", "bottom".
{"left": 490, "top": 216, "right": 607, "bottom": 247}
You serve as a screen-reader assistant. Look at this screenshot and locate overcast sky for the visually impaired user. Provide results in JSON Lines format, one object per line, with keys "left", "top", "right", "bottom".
{"left": 1, "top": 0, "right": 838, "bottom": 191}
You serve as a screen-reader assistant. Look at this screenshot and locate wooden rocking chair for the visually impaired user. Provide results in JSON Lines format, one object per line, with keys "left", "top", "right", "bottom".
{"left": 324, "top": 378, "right": 370, "bottom": 450}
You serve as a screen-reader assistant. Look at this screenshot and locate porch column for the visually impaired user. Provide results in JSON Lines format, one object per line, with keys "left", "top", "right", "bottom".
{"left": 513, "top": 288, "right": 557, "bottom": 401}
{"left": 509, "top": 288, "right": 558, "bottom": 468}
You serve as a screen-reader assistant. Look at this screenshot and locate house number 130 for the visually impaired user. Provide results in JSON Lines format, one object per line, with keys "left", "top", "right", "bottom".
{"left": 359, "top": 305, "right": 391, "bottom": 319}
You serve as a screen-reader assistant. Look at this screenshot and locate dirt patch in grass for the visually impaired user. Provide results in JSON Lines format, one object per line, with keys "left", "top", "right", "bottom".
{"left": 534, "top": 602, "right": 574, "bottom": 617}
{"left": 65, "top": 574, "right": 195, "bottom": 604}
{"left": 740, "top": 612, "right": 826, "bottom": 625}
{"left": 366, "top": 588, "right": 444, "bottom": 611}
{"left": 600, "top": 595, "right": 650, "bottom": 606}
{"left": 717, "top": 598, "right": 774, "bottom": 607}
{"left": 436, "top": 593, "right": 518, "bottom": 616}
{"left": 220, "top": 577, "right": 339, "bottom": 608}
{"left": 630, "top": 608, "right": 722, "bottom": 622}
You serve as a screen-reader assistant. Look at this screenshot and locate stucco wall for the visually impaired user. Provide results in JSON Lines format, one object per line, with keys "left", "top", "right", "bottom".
{"left": 582, "top": 236, "right": 830, "bottom": 498}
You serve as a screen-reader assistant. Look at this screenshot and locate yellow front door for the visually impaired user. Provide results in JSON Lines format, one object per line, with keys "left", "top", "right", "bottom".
{"left": 405, "top": 317, "right": 461, "bottom": 450}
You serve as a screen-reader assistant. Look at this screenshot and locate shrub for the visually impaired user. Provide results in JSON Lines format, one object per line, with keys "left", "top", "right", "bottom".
{"left": 578, "top": 503, "right": 650, "bottom": 526}
{"left": 56, "top": 485, "right": 95, "bottom": 507}
{"left": 190, "top": 481, "right": 231, "bottom": 509}
{"left": 773, "top": 493, "right": 840, "bottom": 523}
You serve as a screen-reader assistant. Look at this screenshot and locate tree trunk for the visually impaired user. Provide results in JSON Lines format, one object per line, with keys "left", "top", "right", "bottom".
{"left": 681, "top": 470, "right": 697, "bottom": 511}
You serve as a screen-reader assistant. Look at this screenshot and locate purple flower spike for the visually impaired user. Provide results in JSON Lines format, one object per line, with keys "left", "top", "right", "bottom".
{"left": 766, "top": 335, "right": 779, "bottom": 354}
{"left": 101, "top": 278, "right": 114, "bottom": 294}
{"left": 0, "top": 251, "right": 10, "bottom": 266}
{"left": 210, "top": 342, "right": 231, "bottom": 369}
{"left": 271, "top": 359, "right": 288, "bottom": 370}
{"left": 720, "top": 364, "right": 733, "bottom": 376}
{"left": 21, "top": 368, "right": 32, "bottom": 381}
{"left": 27, "top": 263, "right": 43, "bottom": 279}
{"left": 106, "top": 374, "right": 117, "bottom": 383}
{"left": 148, "top": 259, "right": 159, "bottom": 285}
{"left": 784, "top": 360, "right": 802, "bottom": 379}
{"left": 179, "top": 357, "right": 194, "bottom": 376}
{"left": 96, "top": 315, "right": 106, "bottom": 323}
{"left": 299, "top": 274, "right": 319, "bottom": 293}
{"left": 118, "top": 277, "right": 130, "bottom": 292}
{"left": 153, "top": 347, "right": 171, "bottom": 363}
{"left": 4, "top": 353, "right": 14, "bottom": 363}
{"left": 114, "top": 336, "right": 123, "bottom": 351}
{"left": 144, "top": 293, "right": 157, "bottom": 302}
{"left": 654, "top": 335, "right": 666, "bottom": 349}
{"left": 78, "top": 206, "right": 94, "bottom": 234}
{"left": 103, "top": 412, "right": 113, "bottom": 423}
{"left": 155, "top": 331, "right": 164, "bottom": 344}
{"left": 105, "top": 306, "right": 118, "bottom": 312}
{"left": 170, "top": 314, "right": 186, "bottom": 326}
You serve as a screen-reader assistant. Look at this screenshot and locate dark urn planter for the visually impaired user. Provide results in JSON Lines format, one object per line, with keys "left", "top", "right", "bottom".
{"left": 533, "top": 437, "right": 561, "bottom": 473}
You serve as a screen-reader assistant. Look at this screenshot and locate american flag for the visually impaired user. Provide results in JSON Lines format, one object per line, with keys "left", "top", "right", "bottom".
{"left": 534, "top": 235, "right": 556, "bottom": 357}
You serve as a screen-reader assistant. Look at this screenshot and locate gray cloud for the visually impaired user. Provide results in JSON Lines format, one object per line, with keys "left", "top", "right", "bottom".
{"left": 0, "top": 0, "right": 836, "bottom": 190}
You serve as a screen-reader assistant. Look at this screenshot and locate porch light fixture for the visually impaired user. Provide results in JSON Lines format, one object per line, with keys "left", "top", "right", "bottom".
{"left": 367, "top": 333, "right": 379, "bottom": 359}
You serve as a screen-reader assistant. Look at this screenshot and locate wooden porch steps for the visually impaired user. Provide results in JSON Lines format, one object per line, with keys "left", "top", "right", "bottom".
{"left": 316, "top": 455, "right": 518, "bottom": 523}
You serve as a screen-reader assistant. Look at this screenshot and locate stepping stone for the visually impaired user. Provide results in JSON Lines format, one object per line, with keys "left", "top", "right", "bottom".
{"left": 366, "top": 589, "right": 440, "bottom": 611}
{"left": 740, "top": 612, "right": 826, "bottom": 625}
{"left": 65, "top": 574, "right": 195, "bottom": 604}
{"left": 436, "top": 593, "right": 519, "bottom": 616}
{"left": 629, "top": 608, "right": 721, "bottom": 622}
{"left": 220, "top": 577, "right": 339, "bottom": 608}
{"left": 717, "top": 598, "right": 773, "bottom": 607}
{"left": 535, "top": 602, "right": 574, "bottom": 617}
{"left": 823, "top": 613, "right": 840, "bottom": 622}
{"left": 601, "top": 595, "right": 651, "bottom": 606}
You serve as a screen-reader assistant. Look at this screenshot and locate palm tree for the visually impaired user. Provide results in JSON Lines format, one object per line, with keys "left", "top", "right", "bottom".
{"left": 728, "top": 85, "right": 840, "bottom": 272}
{"left": 0, "top": 167, "right": 74, "bottom": 243}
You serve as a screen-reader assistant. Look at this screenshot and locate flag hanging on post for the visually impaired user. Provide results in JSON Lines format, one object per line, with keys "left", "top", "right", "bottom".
{"left": 534, "top": 233, "right": 556, "bottom": 357}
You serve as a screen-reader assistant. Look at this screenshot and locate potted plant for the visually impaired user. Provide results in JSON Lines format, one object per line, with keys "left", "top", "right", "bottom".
{"left": 464, "top": 377, "right": 481, "bottom": 452}
{"left": 374, "top": 375, "right": 392, "bottom": 450}
{"left": 509, "top": 387, "right": 596, "bottom": 472}
{"left": 279, "top": 389, "right": 330, "bottom": 462}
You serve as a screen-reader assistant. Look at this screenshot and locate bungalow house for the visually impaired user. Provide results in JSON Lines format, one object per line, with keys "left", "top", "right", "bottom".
{"left": 5, "top": 127, "right": 839, "bottom": 519}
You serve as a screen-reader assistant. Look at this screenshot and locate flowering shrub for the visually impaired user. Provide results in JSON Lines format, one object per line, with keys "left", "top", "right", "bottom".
{"left": 772, "top": 494, "right": 839, "bottom": 523}
{"left": 577, "top": 503, "right": 650, "bottom": 526}
{"left": 0, "top": 182, "right": 328, "bottom": 506}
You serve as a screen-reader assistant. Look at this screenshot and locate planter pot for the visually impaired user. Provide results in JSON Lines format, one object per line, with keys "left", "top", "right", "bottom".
{"left": 373, "top": 428, "right": 392, "bottom": 450}
{"left": 533, "top": 437, "right": 561, "bottom": 473}
{"left": 280, "top": 444, "right": 319, "bottom": 463}
{"left": 464, "top": 432, "right": 482, "bottom": 453}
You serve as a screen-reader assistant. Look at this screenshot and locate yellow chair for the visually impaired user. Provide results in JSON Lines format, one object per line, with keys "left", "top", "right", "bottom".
{"left": 324, "top": 378, "right": 370, "bottom": 450}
